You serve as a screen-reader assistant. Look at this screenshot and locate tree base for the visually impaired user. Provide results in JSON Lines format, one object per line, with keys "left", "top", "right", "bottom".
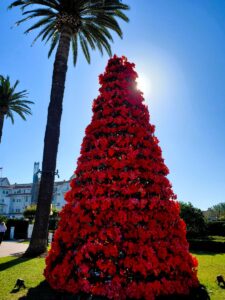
{"left": 47, "top": 284, "right": 210, "bottom": 300}
{"left": 23, "top": 244, "right": 48, "bottom": 258}
{"left": 23, "top": 281, "right": 210, "bottom": 300}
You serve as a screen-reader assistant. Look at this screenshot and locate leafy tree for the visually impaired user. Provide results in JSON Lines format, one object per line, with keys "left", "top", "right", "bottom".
{"left": 0, "top": 75, "right": 33, "bottom": 143}
{"left": 23, "top": 204, "right": 37, "bottom": 221}
{"left": 9, "top": 0, "right": 129, "bottom": 256}
{"left": 51, "top": 206, "right": 59, "bottom": 219}
{"left": 0, "top": 215, "right": 7, "bottom": 223}
{"left": 179, "top": 202, "right": 206, "bottom": 237}
{"left": 210, "top": 202, "right": 225, "bottom": 220}
{"left": 24, "top": 204, "right": 59, "bottom": 222}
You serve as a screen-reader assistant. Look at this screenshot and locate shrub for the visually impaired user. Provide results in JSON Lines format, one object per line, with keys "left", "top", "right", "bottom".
{"left": 5, "top": 219, "right": 29, "bottom": 239}
{"left": 206, "top": 221, "right": 225, "bottom": 236}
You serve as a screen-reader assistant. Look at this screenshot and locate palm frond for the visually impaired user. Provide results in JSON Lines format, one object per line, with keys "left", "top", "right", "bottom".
{"left": 9, "top": 0, "right": 129, "bottom": 63}
{"left": 6, "top": 110, "right": 15, "bottom": 124}
{"left": 0, "top": 75, "right": 33, "bottom": 124}
{"left": 79, "top": 32, "right": 91, "bottom": 63}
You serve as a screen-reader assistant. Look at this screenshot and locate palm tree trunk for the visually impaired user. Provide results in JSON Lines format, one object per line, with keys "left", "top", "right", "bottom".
{"left": 24, "top": 27, "right": 72, "bottom": 257}
{"left": 0, "top": 113, "right": 4, "bottom": 143}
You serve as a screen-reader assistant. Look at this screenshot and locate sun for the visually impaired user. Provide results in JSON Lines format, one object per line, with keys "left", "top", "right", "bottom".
{"left": 136, "top": 74, "right": 151, "bottom": 96}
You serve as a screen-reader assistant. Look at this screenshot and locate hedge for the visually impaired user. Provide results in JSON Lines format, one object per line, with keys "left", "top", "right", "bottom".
{"left": 5, "top": 219, "right": 29, "bottom": 239}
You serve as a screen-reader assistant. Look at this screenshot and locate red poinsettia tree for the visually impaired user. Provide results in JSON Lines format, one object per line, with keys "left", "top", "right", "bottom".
{"left": 45, "top": 56, "right": 199, "bottom": 300}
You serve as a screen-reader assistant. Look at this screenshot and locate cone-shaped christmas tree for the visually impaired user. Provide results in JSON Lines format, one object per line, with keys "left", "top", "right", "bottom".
{"left": 45, "top": 56, "right": 198, "bottom": 300}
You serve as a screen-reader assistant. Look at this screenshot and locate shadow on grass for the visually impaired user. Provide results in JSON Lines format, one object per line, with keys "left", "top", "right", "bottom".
{"left": 218, "top": 285, "right": 225, "bottom": 289}
{"left": 11, "top": 288, "right": 21, "bottom": 294}
{"left": 0, "top": 257, "right": 33, "bottom": 272}
{"left": 188, "top": 236, "right": 225, "bottom": 254}
{"left": 18, "top": 281, "right": 58, "bottom": 300}
{"left": 191, "top": 250, "right": 218, "bottom": 256}
{"left": 19, "top": 281, "right": 210, "bottom": 300}
{"left": 18, "top": 281, "right": 84, "bottom": 300}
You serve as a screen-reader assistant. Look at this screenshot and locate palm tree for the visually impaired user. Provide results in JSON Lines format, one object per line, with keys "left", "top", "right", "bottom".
{"left": 0, "top": 75, "right": 33, "bottom": 143}
{"left": 9, "top": 0, "right": 129, "bottom": 256}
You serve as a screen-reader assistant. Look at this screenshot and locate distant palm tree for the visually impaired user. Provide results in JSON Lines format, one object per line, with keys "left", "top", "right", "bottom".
{"left": 9, "top": 0, "right": 129, "bottom": 256}
{"left": 0, "top": 75, "right": 33, "bottom": 143}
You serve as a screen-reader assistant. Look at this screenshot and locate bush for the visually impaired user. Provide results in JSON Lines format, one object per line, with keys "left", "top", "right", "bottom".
{"left": 207, "top": 221, "right": 225, "bottom": 236}
{"left": 0, "top": 215, "right": 7, "bottom": 223}
{"left": 188, "top": 239, "right": 225, "bottom": 253}
{"left": 23, "top": 204, "right": 37, "bottom": 221}
{"left": 179, "top": 202, "right": 207, "bottom": 237}
{"left": 48, "top": 218, "right": 58, "bottom": 231}
{"left": 5, "top": 219, "right": 29, "bottom": 239}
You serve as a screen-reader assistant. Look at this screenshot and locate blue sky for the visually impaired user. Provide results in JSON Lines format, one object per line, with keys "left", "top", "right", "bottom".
{"left": 1, "top": 0, "right": 225, "bottom": 210}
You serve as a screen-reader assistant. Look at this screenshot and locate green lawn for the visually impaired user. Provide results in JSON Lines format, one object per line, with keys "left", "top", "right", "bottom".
{"left": 207, "top": 236, "right": 225, "bottom": 243}
{"left": 190, "top": 236, "right": 225, "bottom": 243}
{"left": 0, "top": 256, "right": 45, "bottom": 300}
{"left": 0, "top": 252, "right": 224, "bottom": 300}
{"left": 194, "top": 252, "right": 225, "bottom": 300}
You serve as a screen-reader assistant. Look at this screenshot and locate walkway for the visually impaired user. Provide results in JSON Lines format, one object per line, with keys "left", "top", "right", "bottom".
{"left": 0, "top": 241, "right": 28, "bottom": 257}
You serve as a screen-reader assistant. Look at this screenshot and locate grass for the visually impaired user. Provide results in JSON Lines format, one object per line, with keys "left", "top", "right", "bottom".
{"left": 190, "top": 236, "right": 225, "bottom": 243}
{"left": 193, "top": 251, "right": 225, "bottom": 300}
{"left": 208, "top": 236, "right": 225, "bottom": 242}
{"left": 0, "top": 256, "right": 45, "bottom": 300}
{"left": 20, "top": 240, "right": 30, "bottom": 244}
{"left": 0, "top": 252, "right": 224, "bottom": 300}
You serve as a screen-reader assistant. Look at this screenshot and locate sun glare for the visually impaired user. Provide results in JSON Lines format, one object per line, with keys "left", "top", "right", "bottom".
{"left": 136, "top": 74, "right": 151, "bottom": 97}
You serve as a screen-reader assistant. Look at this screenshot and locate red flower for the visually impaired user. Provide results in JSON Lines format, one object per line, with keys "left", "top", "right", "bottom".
{"left": 45, "top": 55, "right": 199, "bottom": 299}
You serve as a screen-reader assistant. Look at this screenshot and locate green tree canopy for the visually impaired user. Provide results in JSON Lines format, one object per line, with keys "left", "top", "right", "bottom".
{"left": 9, "top": 0, "right": 129, "bottom": 63}
{"left": 23, "top": 204, "right": 37, "bottom": 221}
{"left": 0, "top": 75, "right": 33, "bottom": 143}
{"left": 179, "top": 202, "right": 207, "bottom": 237}
{"left": 210, "top": 202, "right": 225, "bottom": 220}
{"left": 24, "top": 204, "right": 59, "bottom": 221}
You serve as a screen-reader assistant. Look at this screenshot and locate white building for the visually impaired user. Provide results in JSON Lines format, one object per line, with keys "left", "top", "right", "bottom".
{"left": 52, "top": 180, "right": 70, "bottom": 210}
{"left": 0, "top": 177, "right": 70, "bottom": 219}
{"left": 0, "top": 178, "right": 11, "bottom": 215}
{"left": 8, "top": 183, "right": 32, "bottom": 218}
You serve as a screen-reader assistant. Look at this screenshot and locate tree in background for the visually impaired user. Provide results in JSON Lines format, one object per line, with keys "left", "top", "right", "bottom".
{"left": 0, "top": 215, "right": 7, "bottom": 223}
{"left": 0, "top": 75, "right": 33, "bottom": 143}
{"left": 209, "top": 202, "right": 225, "bottom": 220}
{"left": 24, "top": 204, "right": 59, "bottom": 223}
{"left": 23, "top": 204, "right": 37, "bottom": 222}
{"left": 45, "top": 56, "right": 198, "bottom": 299}
{"left": 9, "top": 0, "right": 129, "bottom": 256}
{"left": 179, "top": 202, "right": 206, "bottom": 237}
